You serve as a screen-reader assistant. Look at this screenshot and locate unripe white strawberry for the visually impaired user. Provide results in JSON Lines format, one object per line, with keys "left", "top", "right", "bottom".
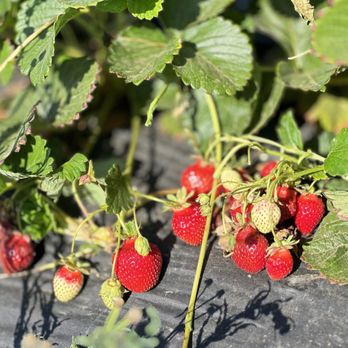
{"left": 220, "top": 167, "right": 242, "bottom": 192}
{"left": 251, "top": 199, "right": 281, "bottom": 234}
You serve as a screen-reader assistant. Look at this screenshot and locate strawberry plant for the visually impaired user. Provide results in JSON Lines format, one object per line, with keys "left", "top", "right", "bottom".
{"left": 1, "top": 0, "right": 348, "bottom": 346}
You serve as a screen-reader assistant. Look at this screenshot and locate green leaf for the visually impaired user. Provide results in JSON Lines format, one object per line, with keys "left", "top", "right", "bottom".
{"left": 105, "top": 164, "right": 132, "bottom": 214}
{"left": 108, "top": 25, "right": 181, "bottom": 85}
{"left": 39, "top": 153, "right": 88, "bottom": 198}
{"left": 324, "top": 191, "right": 348, "bottom": 221}
{"left": 60, "top": 0, "right": 103, "bottom": 7}
{"left": 318, "top": 131, "right": 335, "bottom": 156}
{"left": 256, "top": 0, "right": 336, "bottom": 92}
{"left": 15, "top": 0, "right": 66, "bottom": 43}
{"left": 302, "top": 212, "right": 348, "bottom": 285}
{"left": 249, "top": 75, "right": 285, "bottom": 134}
{"left": 17, "top": 191, "right": 55, "bottom": 241}
{"left": 96, "top": 0, "right": 127, "bottom": 12}
{"left": 18, "top": 25, "right": 56, "bottom": 86}
{"left": 127, "top": 0, "right": 163, "bottom": 20}
{"left": 276, "top": 110, "right": 303, "bottom": 150}
{"left": 276, "top": 56, "right": 337, "bottom": 92}
{"left": 3, "top": 135, "right": 54, "bottom": 177}
{"left": 306, "top": 94, "right": 348, "bottom": 133}
{"left": 39, "top": 174, "right": 65, "bottom": 198}
{"left": 37, "top": 58, "right": 99, "bottom": 126}
{"left": 80, "top": 183, "right": 106, "bottom": 207}
{"left": 0, "top": 100, "right": 36, "bottom": 164}
{"left": 145, "top": 83, "right": 168, "bottom": 127}
{"left": 312, "top": 0, "right": 348, "bottom": 65}
{"left": 161, "top": 0, "right": 235, "bottom": 30}
{"left": 184, "top": 22, "right": 252, "bottom": 94}
{"left": 324, "top": 128, "right": 348, "bottom": 176}
{"left": 59, "top": 153, "right": 88, "bottom": 182}
{"left": 15, "top": 0, "right": 78, "bottom": 85}
{"left": 173, "top": 17, "right": 252, "bottom": 95}
{"left": 0, "top": 41, "right": 14, "bottom": 85}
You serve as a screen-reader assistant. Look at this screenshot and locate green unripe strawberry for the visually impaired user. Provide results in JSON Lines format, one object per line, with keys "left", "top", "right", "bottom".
{"left": 251, "top": 199, "right": 281, "bottom": 234}
{"left": 221, "top": 167, "right": 243, "bottom": 192}
{"left": 99, "top": 278, "right": 125, "bottom": 310}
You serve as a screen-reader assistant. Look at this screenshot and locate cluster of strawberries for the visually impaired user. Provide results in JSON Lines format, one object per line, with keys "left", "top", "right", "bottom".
{"left": 0, "top": 158, "right": 326, "bottom": 307}
{"left": 171, "top": 160, "right": 326, "bottom": 281}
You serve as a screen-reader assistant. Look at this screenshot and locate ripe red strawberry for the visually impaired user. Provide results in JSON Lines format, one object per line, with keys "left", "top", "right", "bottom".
{"left": 260, "top": 161, "right": 277, "bottom": 177}
{"left": 53, "top": 265, "right": 84, "bottom": 302}
{"left": 266, "top": 248, "right": 293, "bottom": 281}
{"left": 114, "top": 239, "right": 162, "bottom": 293}
{"left": 295, "top": 194, "right": 325, "bottom": 235}
{"left": 230, "top": 203, "right": 253, "bottom": 225}
{"left": 172, "top": 202, "right": 206, "bottom": 246}
{"left": 0, "top": 232, "right": 34, "bottom": 274}
{"left": 276, "top": 186, "right": 297, "bottom": 223}
{"left": 231, "top": 225, "right": 269, "bottom": 274}
{"left": 181, "top": 160, "right": 215, "bottom": 196}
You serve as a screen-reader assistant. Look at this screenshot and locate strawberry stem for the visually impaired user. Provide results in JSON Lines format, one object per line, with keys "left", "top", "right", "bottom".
{"left": 182, "top": 94, "right": 222, "bottom": 348}
{"left": 111, "top": 220, "right": 122, "bottom": 279}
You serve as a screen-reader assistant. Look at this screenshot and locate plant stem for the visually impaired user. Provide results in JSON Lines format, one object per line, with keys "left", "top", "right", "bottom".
{"left": 111, "top": 221, "right": 121, "bottom": 279}
{"left": 0, "top": 19, "right": 55, "bottom": 74}
{"left": 290, "top": 165, "right": 325, "bottom": 181}
{"left": 124, "top": 115, "right": 141, "bottom": 176}
{"left": 72, "top": 180, "right": 95, "bottom": 225}
{"left": 182, "top": 94, "right": 222, "bottom": 348}
{"left": 70, "top": 207, "right": 106, "bottom": 255}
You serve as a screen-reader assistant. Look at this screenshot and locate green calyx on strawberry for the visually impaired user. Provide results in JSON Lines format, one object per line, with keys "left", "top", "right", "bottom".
{"left": 99, "top": 278, "right": 125, "bottom": 310}
{"left": 250, "top": 197, "right": 281, "bottom": 234}
{"left": 265, "top": 236, "right": 298, "bottom": 281}
{"left": 113, "top": 238, "right": 162, "bottom": 293}
{"left": 166, "top": 187, "right": 207, "bottom": 246}
{"left": 53, "top": 255, "right": 89, "bottom": 303}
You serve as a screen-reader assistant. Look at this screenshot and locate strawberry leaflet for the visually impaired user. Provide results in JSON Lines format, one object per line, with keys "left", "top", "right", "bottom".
{"left": 302, "top": 212, "right": 348, "bottom": 285}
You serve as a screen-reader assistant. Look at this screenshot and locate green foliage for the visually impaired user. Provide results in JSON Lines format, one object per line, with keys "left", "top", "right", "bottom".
{"left": 303, "top": 212, "right": 348, "bottom": 285}
{"left": 3, "top": 135, "right": 54, "bottom": 177}
{"left": 255, "top": 0, "right": 337, "bottom": 92}
{"left": 324, "top": 191, "right": 348, "bottom": 221}
{"left": 17, "top": 190, "right": 56, "bottom": 241}
{"left": 324, "top": 129, "right": 348, "bottom": 176}
{"left": 161, "top": 0, "right": 235, "bottom": 29}
{"left": 108, "top": 25, "right": 181, "bottom": 85}
{"left": 105, "top": 164, "right": 133, "bottom": 214}
{"left": 173, "top": 17, "right": 252, "bottom": 95}
{"left": 0, "top": 41, "right": 14, "bottom": 85}
{"left": 0, "top": 100, "right": 36, "bottom": 164}
{"left": 276, "top": 110, "right": 303, "bottom": 150}
{"left": 37, "top": 58, "right": 99, "bottom": 126}
{"left": 74, "top": 305, "right": 161, "bottom": 348}
{"left": 127, "top": 0, "right": 163, "bottom": 20}
{"left": 312, "top": 0, "right": 348, "bottom": 65}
